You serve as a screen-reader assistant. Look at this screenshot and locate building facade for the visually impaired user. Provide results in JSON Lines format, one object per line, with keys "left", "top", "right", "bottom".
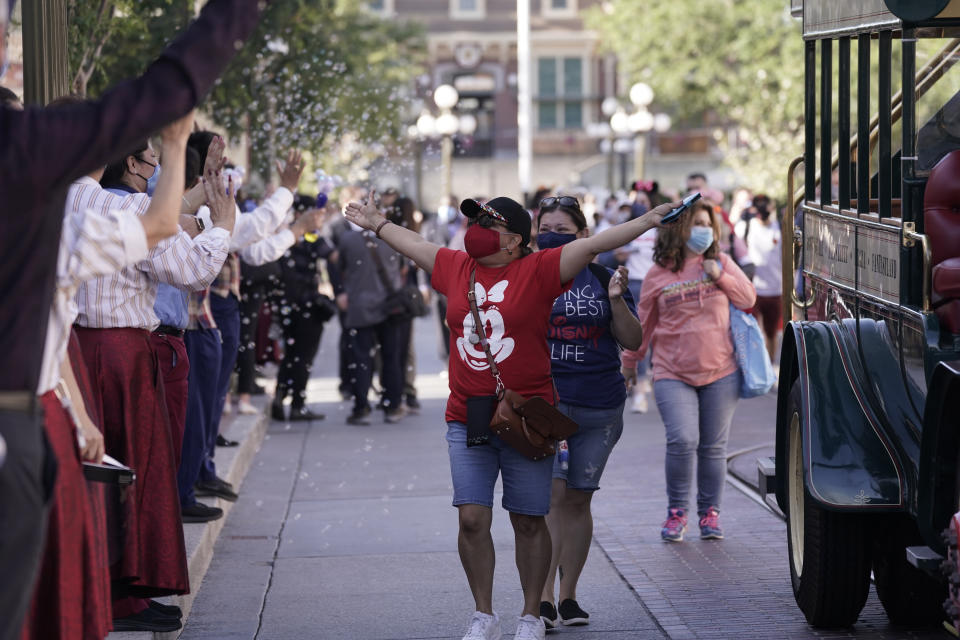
{"left": 377, "top": 0, "right": 720, "bottom": 207}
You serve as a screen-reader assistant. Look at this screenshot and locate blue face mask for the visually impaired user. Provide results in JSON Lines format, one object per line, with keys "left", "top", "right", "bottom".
{"left": 537, "top": 231, "right": 578, "bottom": 250}
{"left": 145, "top": 164, "right": 161, "bottom": 196}
{"left": 686, "top": 226, "right": 714, "bottom": 254}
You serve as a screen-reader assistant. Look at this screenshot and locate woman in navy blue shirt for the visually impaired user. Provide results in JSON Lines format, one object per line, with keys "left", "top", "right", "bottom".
{"left": 535, "top": 196, "right": 644, "bottom": 629}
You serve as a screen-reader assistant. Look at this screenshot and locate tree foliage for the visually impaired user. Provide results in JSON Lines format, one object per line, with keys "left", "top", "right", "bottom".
{"left": 66, "top": 0, "right": 425, "bottom": 185}
{"left": 586, "top": 0, "right": 804, "bottom": 197}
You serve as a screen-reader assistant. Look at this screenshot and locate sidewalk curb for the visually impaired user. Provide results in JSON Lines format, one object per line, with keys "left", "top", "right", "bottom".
{"left": 108, "top": 403, "right": 270, "bottom": 640}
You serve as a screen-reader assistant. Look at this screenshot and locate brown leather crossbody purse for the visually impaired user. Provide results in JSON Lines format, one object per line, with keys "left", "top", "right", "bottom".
{"left": 465, "top": 269, "right": 578, "bottom": 461}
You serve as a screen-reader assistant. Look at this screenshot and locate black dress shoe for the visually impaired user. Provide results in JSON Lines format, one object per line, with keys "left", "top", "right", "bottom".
{"left": 347, "top": 407, "right": 372, "bottom": 426}
{"left": 271, "top": 399, "right": 286, "bottom": 421}
{"left": 113, "top": 607, "right": 183, "bottom": 632}
{"left": 181, "top": 502, "right": 223, "bottom": 523}
{"left": 148, "top": 599, "right": 182, "bottom": 618}
{"left": 405, "top": 395, "right": 421, "bottom": 413}
{"left": 288, "top": 405, "right": 326, "bottom": 421}
{"left": 195, "top": 477, "right": 239, "bottom": 502}
{"left": 216, "top": 434, "right": 240, "bottom": 447}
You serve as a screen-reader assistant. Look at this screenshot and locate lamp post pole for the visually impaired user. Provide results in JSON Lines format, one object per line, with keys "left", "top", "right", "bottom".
{"left": 601, "top": 96, "right": 620, "bottom": 194}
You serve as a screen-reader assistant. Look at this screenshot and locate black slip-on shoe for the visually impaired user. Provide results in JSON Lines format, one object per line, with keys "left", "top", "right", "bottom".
{"left": 195, "top": 477, "right": 238, "bottom": 502}
{"left": 113, "top": 607, "right": 182, "bottom": 632}
{"left": 539, "top": 601, "right": 559, "bottom": 630}
{"left": 147, "top": 599, "right": 182, "bottom": 618}
{"left": 181, "top": 502, "right": 223, "bottom": 523}
{"left": 558, "top": 599, "right": 589, "bottom": 626}
{"left": 216, "top": 434, "right": 240, "bottom": 447}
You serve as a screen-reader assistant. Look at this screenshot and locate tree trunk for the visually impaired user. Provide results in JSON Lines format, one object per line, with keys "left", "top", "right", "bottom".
{"left": 22, "top": 0, "right": 70, "bottom": 106}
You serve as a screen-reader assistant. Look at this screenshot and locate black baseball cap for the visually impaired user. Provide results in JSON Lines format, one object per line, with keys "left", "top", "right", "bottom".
{"left": 460, "top": 197, "right": 531, "bottom": 246}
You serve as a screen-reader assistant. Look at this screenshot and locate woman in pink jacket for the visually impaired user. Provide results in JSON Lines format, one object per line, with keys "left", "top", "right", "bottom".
{"left": 621, "top": 200, "right": 756, "bottom": 542}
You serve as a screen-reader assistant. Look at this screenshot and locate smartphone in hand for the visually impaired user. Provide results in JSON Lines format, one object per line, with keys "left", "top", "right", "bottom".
{"left": 660, "top": 192, "right": 702, "bottom": 225}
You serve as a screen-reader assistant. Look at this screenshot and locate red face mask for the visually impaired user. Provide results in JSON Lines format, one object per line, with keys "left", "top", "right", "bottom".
{"left": 464, "top": 225, "right": 503, "bottom": 259}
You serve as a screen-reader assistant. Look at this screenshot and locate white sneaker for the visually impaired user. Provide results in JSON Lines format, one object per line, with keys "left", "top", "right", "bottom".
{"left": 631, "top": 391, "right": 648, "bottom": 414}
{"left": 638, "top": 377, "right": 652, "bottom": 394}
{"left": 237, "top": 400, "right": 259, "bottom": 415}
{"left": 514, "top": 615, "right": 545, "bottom": 640}
{"left": 462, "top": 611, "right": 502, "bottom": 640}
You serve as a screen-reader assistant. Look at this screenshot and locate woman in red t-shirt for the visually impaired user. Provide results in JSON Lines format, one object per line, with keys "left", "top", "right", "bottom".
{"left": 344, "top": 193, "right": 678, "bottom": 640}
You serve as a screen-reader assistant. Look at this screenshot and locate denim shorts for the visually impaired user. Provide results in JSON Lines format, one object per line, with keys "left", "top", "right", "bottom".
{"left": 446, "top": 422, "right": 554, "bottom": 516}
{"left": 552, "top": 401, "right": 625, "bottom": 491}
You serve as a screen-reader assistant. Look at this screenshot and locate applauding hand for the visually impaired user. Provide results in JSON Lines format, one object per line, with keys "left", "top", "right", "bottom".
{"left": 277, "top": 149, "right": 305, "bottom": 192}
{"left": 204, "top": 168, "right": 236, "bottom": 233}
{"left": 608, "top": 266, "right": 629, "bottom": 300}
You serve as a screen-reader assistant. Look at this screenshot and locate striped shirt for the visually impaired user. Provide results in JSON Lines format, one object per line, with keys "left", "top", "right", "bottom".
{"left": 37, "top": 184, "right": 150, "bottom": 394}
{"left": 71, "top": 178, "right": 231, "bottom": 330}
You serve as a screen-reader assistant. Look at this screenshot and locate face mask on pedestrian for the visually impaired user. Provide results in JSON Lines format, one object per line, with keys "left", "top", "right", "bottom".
{"left": 686, "top": 226, "right": 714, "bottom": 255}
{"left": 438, "top": 205, "right": 457, "bottom": 224}
{"left": 464, "top": 225, "right": 507, "bottom": 259}
{"left": 536, "top": 231, "right": 577, "bottom": 250}
{"left": 134, "top": 157, "right": 158, "bottom": 194}
{"left": 145, "top": 164, "right": 161, "bottom": 196}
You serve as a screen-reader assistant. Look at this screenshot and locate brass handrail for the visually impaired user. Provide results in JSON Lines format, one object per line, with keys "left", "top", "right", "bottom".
{"left": 902, "top": 222, "right": 932, "bottom": 312}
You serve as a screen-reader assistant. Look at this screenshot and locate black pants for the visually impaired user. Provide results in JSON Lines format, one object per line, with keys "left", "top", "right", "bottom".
{"left": 236, "top": 283, "right": 268, "bottom": 395}
{"left": 0, "top": 410, "right": 51, "bottom": 640}
{"left": 337, "top": 311, "right": 354, "bottom": 395}
{"left": 276, "top": 309, "right": 325, "bottom": 406}
{"left": 350, "top": 320, "right": 403, "bottom": 412}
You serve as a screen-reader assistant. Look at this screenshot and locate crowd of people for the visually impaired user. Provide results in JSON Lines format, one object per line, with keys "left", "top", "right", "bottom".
{"left": 0, "top": 0, "right": 785, "bottom": 638}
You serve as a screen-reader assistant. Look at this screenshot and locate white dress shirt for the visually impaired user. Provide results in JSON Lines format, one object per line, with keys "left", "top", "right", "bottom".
{"left": 37, "top": 194, "right": 150, "bottom": 394}
{"left": 72, "top": 178, "right": 230, "bottom": 330}
{"left": 197, "top": 186, "right": 294, "bottom": 255}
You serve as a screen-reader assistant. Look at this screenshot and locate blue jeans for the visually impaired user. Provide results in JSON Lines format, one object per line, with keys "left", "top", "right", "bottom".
{"left": 446, "top": 422, "right": 554, "bottom": 516}
{"left": 654, "top": 371, "right": 740, "bottom": 515}
{"left": 553, "top": 402, "right": 624, "bottom": 491}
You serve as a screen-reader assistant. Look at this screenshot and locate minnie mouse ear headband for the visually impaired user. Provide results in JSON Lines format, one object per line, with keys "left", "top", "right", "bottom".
{"left": 460, "top": 197, "right": 531, "bottom": 246}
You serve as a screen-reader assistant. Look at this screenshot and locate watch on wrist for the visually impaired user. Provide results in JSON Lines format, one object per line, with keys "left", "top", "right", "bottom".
{"left": 195, "top": 217, "right": 205, "bottom": 232}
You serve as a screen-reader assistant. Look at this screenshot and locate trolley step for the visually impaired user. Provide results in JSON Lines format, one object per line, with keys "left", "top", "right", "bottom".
{"left": 757, "top": 456, "right": 776, "bottom": 496}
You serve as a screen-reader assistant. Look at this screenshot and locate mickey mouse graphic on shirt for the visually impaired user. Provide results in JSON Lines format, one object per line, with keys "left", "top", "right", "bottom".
{"left": 456, "top": 279, "right": 515, "bottom": 371}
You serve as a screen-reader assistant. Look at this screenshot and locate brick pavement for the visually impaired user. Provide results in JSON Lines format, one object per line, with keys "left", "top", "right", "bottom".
{"left": 590, "top": 391, "right": 949, "bottom": 639}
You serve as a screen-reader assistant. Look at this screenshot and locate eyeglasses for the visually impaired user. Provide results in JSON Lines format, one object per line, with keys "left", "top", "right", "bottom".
{"left": 539, "top": 196, "right": 581, "bottom": 211}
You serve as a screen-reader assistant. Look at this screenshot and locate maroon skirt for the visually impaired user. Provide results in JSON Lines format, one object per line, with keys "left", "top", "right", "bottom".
{"left": 20, "top": 392, "right": 112, "bottom": 640}
{"left": 74, "top": 326, "right": 189, "bottom": 596}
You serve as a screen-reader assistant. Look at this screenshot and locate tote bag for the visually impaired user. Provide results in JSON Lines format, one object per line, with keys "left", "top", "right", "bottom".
{"left": 729, "top": 304, "right": 776, "bottom": 398}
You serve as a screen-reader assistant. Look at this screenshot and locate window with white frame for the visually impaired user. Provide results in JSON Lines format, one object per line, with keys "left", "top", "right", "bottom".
{"left": 537, "top": 56, "right": 583, "bottom": 130}
{"left": 542, "top": 0, "right": 577, "bottom": 18}
{"left": 450, "top": 0, "right": 485, "bottom": 20}
{"left": 367, "top": 0, "right": 393, "bottom": 16}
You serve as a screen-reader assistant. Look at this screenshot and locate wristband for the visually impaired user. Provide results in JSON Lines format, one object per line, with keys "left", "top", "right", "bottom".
{"left": 195, "top": 217, "right": 205, "bottom": 232}
{"left": 374, "top": 219, "right": 391, "bottom": 238}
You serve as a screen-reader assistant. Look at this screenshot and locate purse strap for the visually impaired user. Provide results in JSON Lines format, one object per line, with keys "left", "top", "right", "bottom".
{"left": 365, "top": 236, "right": 398, "bottom": 295}
{"left": 468, "top": 269, "right": 505, "bottom": 396}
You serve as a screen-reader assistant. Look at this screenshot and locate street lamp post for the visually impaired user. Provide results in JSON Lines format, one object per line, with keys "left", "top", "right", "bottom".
{"left": 433, "top": 84, "right": 460, "bottom": 205}
{"left": 414, "top": 85, "right": 478, "bottom": 207}
{"left": 601, "top": 96, "right": 620, "bottom": 193}
{"left": 608, "top": 83, "right": 671, "bottom": 191}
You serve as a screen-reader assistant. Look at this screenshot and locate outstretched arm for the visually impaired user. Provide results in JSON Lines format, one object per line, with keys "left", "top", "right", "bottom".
{"left": 558, "top": 201, "right": 679, "bottom": 283}
{"left": 344, "top": 193, "right": 441, "bottom": 273}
